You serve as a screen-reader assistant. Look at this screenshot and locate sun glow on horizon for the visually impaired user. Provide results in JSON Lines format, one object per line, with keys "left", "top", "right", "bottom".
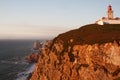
{"left": 0, "top": 24, "right": 74, "bottom": 39}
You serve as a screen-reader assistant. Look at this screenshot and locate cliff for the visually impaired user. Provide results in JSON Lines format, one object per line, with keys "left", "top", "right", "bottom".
{"left": 30, "top": 24, "right": 120, "bottom": 80}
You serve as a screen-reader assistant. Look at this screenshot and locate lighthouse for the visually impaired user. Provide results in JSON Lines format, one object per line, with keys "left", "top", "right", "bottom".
{"left": 106, "top": 5, "right": 114, "bottom": 19}
{"left": 96, "top": 4, "right": 120, "bottom": 25}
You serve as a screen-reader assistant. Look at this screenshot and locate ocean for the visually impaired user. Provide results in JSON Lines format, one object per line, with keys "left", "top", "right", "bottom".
{"left": 0, "top": 40, "right": 41, "bottom": 80}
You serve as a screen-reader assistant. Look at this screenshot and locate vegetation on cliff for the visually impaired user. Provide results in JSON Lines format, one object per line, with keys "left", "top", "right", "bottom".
{"left": 55, "top": 24, "right": 120, "bottom": 46}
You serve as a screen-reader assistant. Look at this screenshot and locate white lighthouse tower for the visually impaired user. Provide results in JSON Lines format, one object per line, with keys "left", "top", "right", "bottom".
{"left": 96, "top": 4, "right": 120, "bottom": 25}
{"left": 106, "top": 4, "right": 114, "bottom": 19}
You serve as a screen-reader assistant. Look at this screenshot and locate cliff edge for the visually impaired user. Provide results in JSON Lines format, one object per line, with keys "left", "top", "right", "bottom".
{"left": 30, "top": 24, "right": 120, "bottom": 80}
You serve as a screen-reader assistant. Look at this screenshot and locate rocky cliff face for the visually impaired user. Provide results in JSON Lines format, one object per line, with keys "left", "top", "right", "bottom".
{"left": 30, "top": 24, "right": 120, "bottom": 80}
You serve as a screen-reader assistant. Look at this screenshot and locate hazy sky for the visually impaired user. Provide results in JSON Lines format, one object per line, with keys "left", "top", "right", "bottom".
{"left": 0, "top": 0, "right": 120, "bottom": 39}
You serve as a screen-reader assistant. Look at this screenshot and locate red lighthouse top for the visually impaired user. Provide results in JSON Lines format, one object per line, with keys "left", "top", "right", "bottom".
{"left": 108, "top": 4, "right": 112, "bottom": 11}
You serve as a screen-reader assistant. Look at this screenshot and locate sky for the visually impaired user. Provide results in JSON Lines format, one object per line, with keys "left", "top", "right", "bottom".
{"left": 0, "top": 0, "right": 120, "bottom": 39}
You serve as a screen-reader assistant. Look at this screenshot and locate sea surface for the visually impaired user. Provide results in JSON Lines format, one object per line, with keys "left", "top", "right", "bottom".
{"left": 0, "top": 40, "right": 42, "bottom": 80}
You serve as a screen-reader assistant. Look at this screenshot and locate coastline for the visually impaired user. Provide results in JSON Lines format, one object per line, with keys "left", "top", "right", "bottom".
{"left": 16, "top": 63, "right": 36, "bottom": 80}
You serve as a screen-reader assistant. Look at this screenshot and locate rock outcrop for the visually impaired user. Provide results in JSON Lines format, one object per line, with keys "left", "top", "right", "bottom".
{"left": 30, "top": 24, "right": 120, "bottom": 80}
{"left": 25, "top": 53, "right": 39, "bottom": 63}
{"left": 33, "top": 40, "right": 41, "bottom": 50}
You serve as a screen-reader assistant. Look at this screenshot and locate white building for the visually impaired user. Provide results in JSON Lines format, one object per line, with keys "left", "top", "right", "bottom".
{"left": 96, "top": 5, "right": 120, "bottom": 25}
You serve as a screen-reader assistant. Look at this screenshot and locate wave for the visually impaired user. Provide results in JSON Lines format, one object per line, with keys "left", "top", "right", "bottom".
{"left": 0, "top": 56, "right": 29, "bottom": 65}
{"left": 0, "top": 60, "right": 29, "bottom": 65}
{"left": 1, "top": 60, "right": 19, "bottom": 64}
{"left": 16, "top": 63, "right": 35, "bottom": 80}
